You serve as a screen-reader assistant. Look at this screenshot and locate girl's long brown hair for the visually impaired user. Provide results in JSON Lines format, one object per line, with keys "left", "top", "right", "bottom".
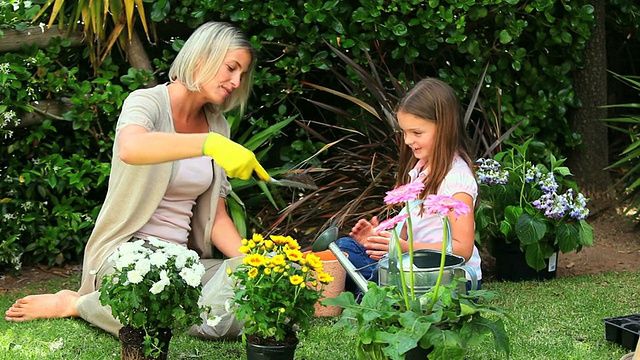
{"left": 395, "top": 78, "right": 474, "bottom": 199}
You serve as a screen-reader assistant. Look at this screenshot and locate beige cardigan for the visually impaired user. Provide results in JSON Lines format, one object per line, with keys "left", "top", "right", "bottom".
{"left": 78, "top": 84, "right": 231, "bottom": 295}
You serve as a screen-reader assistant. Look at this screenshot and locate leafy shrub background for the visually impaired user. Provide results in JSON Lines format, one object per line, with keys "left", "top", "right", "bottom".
{"left": 1, "top": 0, "right": 638, "bottom": 271}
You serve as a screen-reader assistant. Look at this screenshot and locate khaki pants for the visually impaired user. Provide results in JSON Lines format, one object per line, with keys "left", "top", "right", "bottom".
{"left": 76, "top": 258, "right": 225, "bottom": 336}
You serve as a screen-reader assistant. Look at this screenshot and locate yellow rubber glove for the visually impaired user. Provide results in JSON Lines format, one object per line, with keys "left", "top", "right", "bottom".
{"left": 202, "top": 132, "right": 270, "bottom": 181}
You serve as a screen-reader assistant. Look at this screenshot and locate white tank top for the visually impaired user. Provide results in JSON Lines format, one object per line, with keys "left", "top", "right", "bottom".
{"left": 133, "top": 156, "right": 213, "bottom": 245}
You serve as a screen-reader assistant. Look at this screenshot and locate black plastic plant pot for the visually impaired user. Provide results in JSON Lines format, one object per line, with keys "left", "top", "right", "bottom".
{"left": 603, "top": 314, "right": 640, "bottom": 350}
{"left": 493, "top": 242, "right": 557, "bottom": 281}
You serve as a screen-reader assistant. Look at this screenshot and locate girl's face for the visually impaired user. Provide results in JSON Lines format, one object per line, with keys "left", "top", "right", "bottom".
{"left": 397, "top": 110, "right": 437, "bottom": 162}
{"left": 202, "top": 48, "right": 252, "bottom": 104}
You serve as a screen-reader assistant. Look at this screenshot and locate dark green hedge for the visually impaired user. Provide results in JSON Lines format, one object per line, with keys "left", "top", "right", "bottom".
{"left": 2, "top": 0, "right": 639, "bottom": 271}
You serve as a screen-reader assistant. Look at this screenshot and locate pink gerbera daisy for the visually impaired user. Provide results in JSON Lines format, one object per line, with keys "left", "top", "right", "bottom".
{"left": 423, "top": 194, "right": 470, "bottom": 218}
{"left": 375, "top": 213, "right": 409, "bottom": 232}
{"left": 383, "top": 182, "right": 425, "bottom": 205}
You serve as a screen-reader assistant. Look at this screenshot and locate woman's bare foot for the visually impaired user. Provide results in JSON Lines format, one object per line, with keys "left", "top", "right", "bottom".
{"left": 5, "top": 290, "right": 80, "bottom": 322}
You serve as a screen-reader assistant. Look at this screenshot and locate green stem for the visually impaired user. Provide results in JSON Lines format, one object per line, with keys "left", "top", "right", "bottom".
{"left": 406, "top": 202, "right": 415, "bottom": 301}
{"left": 427, "top": 217, "right": 449, "bottom": 313}
{"left": 393, "top": 228, "right": 410, "bottom": 310}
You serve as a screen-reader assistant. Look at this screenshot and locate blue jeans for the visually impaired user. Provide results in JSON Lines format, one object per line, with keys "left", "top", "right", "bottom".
{"left": 336, "top": 237, "right": 482, "bottom": 296}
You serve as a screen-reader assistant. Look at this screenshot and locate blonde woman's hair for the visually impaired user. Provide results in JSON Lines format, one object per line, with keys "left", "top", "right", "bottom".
{"left": 395, "top": 77, "right": 474, "bottom": 198}
{"left": 169, "top": 21, "right": 256, "bottom": 113}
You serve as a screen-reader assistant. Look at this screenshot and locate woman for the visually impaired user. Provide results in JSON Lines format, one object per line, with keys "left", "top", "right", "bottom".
{"left": 5, "top": 21, "right": 265, "bottom": 337}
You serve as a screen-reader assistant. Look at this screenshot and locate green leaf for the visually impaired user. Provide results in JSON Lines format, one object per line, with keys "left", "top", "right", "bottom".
{"left": 578, "top": 220, "right": 594, "bottom": 246}
{"left": 556, "top": 223, "right": 579, "bottom": 253}
{"left": 242, "top": 116, "right": 295, "bottom": 151}
{"left": 523, "top": 243, "right": 550, "bottom": 271}
{"left": 425, "top": 327, "right": 466, "bottom": 360}
{"left": 459, "top": 301, "right": 477, "bottom": 316}
{"left": 499, "top": 30, "right": 512, "bottom": 44}
{"left": 226, "top": 195, "right": 247, "bottom": 238}
{"left": 515, "top": 212, "right": 546, "bottom": 245}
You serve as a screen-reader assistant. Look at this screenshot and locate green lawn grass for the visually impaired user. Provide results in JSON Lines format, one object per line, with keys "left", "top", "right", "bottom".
{"left": 1, "top": 270, "right": 638, "bottom": 359}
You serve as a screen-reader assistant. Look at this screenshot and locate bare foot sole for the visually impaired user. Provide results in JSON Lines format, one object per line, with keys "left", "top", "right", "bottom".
{"left": 5, "top": 290, "right": 80, "bottom": 322}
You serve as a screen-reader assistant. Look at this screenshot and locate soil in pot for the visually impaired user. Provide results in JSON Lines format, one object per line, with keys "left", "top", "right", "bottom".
{"left": 119, "top": 326, "right": 172, "bottom": 360}
{"left": 245, "top": 333, "right": 299, "bottom": 360}
{"left": 405, "top": 345, "right": 434, "bottom": 360}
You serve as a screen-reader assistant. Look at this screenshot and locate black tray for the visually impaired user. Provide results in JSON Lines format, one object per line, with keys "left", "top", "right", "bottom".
{"left": 603, "top": 314, "right": 640, "bottom": 350}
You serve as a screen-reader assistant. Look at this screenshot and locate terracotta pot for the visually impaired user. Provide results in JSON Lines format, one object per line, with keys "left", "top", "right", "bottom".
{"left": 119, "top": 326, "right": 172, "bottom": 360}
{"left": 308, "top": 249, "right": 347, "bottom": 316}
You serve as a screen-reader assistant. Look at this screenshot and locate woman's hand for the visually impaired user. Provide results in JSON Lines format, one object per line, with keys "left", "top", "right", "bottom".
{"left": 202, "top": 132, "right": 269, "bottom": 180}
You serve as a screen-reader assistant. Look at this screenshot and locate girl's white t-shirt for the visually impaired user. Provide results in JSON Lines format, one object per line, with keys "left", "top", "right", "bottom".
{"left": 398, "top": 155, "right": 482, "bottom": 280}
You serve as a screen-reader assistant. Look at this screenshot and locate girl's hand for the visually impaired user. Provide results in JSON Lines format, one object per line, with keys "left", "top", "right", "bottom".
{"left": 349, "top": 217, "right": 379, "bottom": 245}
{"left": 364, "top": 231, "right": 391, "bottom": 261}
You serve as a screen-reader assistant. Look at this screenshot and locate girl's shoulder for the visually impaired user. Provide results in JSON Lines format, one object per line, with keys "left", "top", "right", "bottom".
{"left": 440, "top": 156, "right": 477, "bottom": 196}
{"left": 449, "top": 155, "right": 474, "bottom": 175}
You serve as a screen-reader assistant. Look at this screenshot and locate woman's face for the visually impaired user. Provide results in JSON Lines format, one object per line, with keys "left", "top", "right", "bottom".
{"left": 397, "top": 110, "right": 437, "bottom": 162}
{"left": 202, "top": 48, "right": 252, "bottom": 104}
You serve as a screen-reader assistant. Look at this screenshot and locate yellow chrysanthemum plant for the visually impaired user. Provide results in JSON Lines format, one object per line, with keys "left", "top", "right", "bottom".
{"left": 229, "top": 234, "right": 334, "bottom": 346}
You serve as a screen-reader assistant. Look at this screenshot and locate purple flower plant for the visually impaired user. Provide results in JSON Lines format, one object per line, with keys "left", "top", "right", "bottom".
{"left": 538, "top": 172, "right": 559, "bottom": 193}
{"left": 475, "top": 158, "right": 509, "bottom": 185}
{"left": 532, "top": 188, "right": 590, "bottom": 220}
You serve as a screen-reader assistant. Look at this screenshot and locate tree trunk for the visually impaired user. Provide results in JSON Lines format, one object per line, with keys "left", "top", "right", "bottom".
{"left": 0, "top": 26, "right": 83, "bottom": 53}
{"left": 567, "top": 0, "right": 614, "bottom": 213}
{"left": 6, "top": 100, "right": 70, "bottom": 129}
{"left": 125, "top": 30, "right": 158, "bottom": 87}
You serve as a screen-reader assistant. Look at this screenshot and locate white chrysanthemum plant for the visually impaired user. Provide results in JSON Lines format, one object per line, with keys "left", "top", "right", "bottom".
{"left": 98, "top": 237, "right": 213, "bottom": 355}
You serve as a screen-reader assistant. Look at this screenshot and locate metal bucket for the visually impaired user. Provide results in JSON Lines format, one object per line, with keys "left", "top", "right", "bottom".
{"left": 378, "top": 249, "right": 478, "bottom": 295}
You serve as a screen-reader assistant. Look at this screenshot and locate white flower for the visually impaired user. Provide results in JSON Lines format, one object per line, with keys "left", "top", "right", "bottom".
{"left": 100, "top": 237, "right": 206, "bottom": 330}
{"left": 206, "top": 315, "right": 222, "bottom": 328}
{"left": 149, "top": 281, "right": 164, "bottom": 294}
{"left": 224, "top": 298, "right": 235, "bottom": 312}
{"left": 125, "top": 239, "right": 146, "bottom": 250}
{"left": 114, "top": 253, "right": 136, "bottom": 270}
{"left": 186, "top": 250, "right": 200, "bottom": 263}
{"left": 147, "top": 236, "right": 165, "bottom": 248}
{"left": 180, "top": 266, "right": 203, "bottom": 287}
{"left": 149, "top": 251, "right": 168, "bottom": 267}
{"left": 174, "top": 253, "right": 187, "bottom": 270}
{"left": 149, "top": 279, "right": 167, "bottom": 294}
{"left": 165, "top": 243, "right": 186, "bottom": 257}
{"left": 149, "top": 270, "right": 170, "bottom": 294}
{"left": 135, "top": 259, "right": 151, "bottom": 277}
{"left": 127, "top": 270, "right": 143, "bottom": 284}
{"left": 0, "top": 63, "right": 10, "bottom": 75}
{"left": 192, "top": 262, "right": 205, "bottom": 277}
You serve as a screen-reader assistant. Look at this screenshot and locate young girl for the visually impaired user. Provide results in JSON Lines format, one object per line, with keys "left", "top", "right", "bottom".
{"left": 337, "top": 77, "right": 482, "bottom": 293}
